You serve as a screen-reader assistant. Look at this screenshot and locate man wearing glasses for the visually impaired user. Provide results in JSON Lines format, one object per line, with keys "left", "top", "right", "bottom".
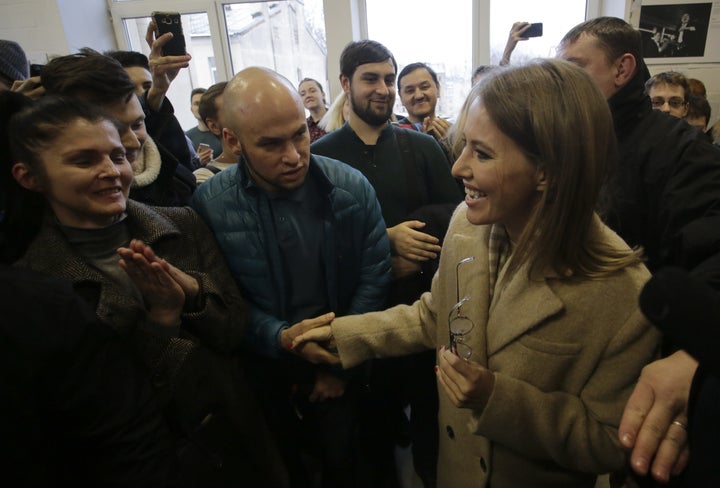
{"left": 645, "top": 71, "right": 690, "bottom": 118}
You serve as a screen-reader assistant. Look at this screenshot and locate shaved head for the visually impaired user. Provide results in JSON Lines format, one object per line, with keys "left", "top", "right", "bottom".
{"left": 222, "top": 67, "right": 311, "bottom": 193}
{"left": 224, "top": 67, "right": 304, "bottom": 134}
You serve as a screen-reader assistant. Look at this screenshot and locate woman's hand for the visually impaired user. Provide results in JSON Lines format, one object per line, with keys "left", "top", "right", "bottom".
{"left": 289, "top": 324, "right": 341, "bottom": 366}
{"left": 436, "top": 346, "right": 495, "bottom": 411}
{"left": 117, "top": 240, "right": 193, "bottom": 326}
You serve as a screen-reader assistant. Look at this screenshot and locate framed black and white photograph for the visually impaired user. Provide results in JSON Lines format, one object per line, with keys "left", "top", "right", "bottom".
{"left": 636, "top": 1, "right": 719, "bottom": 62}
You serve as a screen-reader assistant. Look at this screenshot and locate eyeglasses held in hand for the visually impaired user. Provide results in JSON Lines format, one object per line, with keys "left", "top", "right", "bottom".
{"left": 650, "top": 96, "right": 686, "bottom": 109}
{"left": 448, "top": 256, "right": 475, "bottom": 360}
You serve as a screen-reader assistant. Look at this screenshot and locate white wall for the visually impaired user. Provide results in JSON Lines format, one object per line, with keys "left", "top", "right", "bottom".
{"left": 0, "top": 0, "right": 69, "bottom": 64}
{"left": 0, "top": 0, "right": 115, "bottom": 65}
{"left": 57, "top": 0, "right": 116, "bottom": 54}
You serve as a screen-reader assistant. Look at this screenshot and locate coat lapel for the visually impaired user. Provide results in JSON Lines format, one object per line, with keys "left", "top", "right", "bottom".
{"left": 485, "top": 263, "right": 564, "bottom": 356}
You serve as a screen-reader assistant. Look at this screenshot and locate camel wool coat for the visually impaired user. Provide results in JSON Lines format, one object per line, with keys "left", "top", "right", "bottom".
{"left": 332, "top": 206, "right": 661, "bottom": 487}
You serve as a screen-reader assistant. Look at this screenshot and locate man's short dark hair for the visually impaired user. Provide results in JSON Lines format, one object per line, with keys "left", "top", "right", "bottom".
{"left": 42, "top": 48, "right": 136, "bottom": 105}
{"left": 191, "top": 87, "right": 207, "bottom": 100}
{"left": 687, "top": 94, "right": 711, "bottom": 124}
{"left": 339, "top": 40, "right": 397, "bottom": 79}
{"left": 560, "top": 17, "right": 643, "bottom": 67}
{"left": 199, "top": 82, "right": 227, "bottom": 127}
{"left": 645, "top": 71, "right": 691, "bottom": 100}
{"left": 104, "top": 50, "right": 150, "bottom": 71}
{"left": 397, "top": 62, "right": 438, "bottom": 90}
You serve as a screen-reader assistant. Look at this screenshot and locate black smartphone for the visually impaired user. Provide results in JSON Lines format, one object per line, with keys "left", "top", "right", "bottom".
{"left": 524, "top": 22, "right": 543, "bottom": 38}
{"left": 29, "top": 64, "right": 44, "bottom": 77}
{"left": 152, "top": 11, "right": 187, "bottom": 56}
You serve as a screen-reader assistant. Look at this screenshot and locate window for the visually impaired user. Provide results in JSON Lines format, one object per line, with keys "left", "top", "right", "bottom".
{"left": 223, "top": 1, "right": 327, "bottom": 88}
{"left": 490, "top": 0, "right": 588, "bottom": 64}
{"left": 364, "top": 0, "right": 588, "bottom": 121}
{"left": 366, "top": 0, "right": 473, "bottom": 121}
{"left": 111, "top": 0, "right": 327, "bottom": 130}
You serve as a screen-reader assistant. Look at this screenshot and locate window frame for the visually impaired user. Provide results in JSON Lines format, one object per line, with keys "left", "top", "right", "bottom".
{"left": 109, "top": 0, "right": 600, "bottom": 100}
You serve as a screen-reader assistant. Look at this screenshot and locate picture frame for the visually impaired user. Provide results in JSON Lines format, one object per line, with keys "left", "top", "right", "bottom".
{"left": 632, "top": 0, "right": 719, "bottom": 63}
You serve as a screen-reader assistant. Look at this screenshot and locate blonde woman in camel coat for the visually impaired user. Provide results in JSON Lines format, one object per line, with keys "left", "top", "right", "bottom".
{"left": 292, "top": 59, "right": 661, "bottom": 487}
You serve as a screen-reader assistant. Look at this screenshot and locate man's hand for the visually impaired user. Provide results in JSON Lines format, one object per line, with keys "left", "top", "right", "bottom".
{"left": 618, "top": 350, "right": 696, "bottom": 483}
{"left": 12, "top": 76, "right": 44, "bottom": 100}
{"left": 197, "top": 145, "right": 213, "bottom": 165}
{"left": 145, "top": 21, "right": 191, "bottom": 111}
{"left": 500, "top": 22, "right": 531, "bottom": 65}
{"left": 387, "top": 221, "right": 441, "bottom": 262}
{"left": 290, "top": 325, "right": 342, "bottom": 366}
{"left": 309, "top": 370, "right": 346, "bottom": 402}
{"left": 392, "top": 255, "right": 422, "bottom": 279}
{"left": 280, "top": 313, "right": 340, "bottom": 365}
{"left": 423, "top": 116, "right": 451, "bottom": 140}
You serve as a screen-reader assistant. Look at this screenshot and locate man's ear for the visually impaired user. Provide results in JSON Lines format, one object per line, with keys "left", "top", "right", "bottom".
{"left": 340, "top": 74, "right": 351, "bottom": 94}
{"left": 614, "top": 53, "right": 637, "bottom": 88}
{"left": 12, "top": 162, "right": 43, "bottom": 192}
{"left": 681, "top": 102, "right": 689, "bottom": 118}
{"left": 206, "top": 117, "right": 222, "bottom": 138}
{"left": 223, "top": 128, "right": 242, "bottom": 155}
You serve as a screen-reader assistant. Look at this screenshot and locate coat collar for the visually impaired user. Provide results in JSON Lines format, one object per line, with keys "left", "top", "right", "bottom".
{"left": 19, "top": 200, "right": 181, "bottom": 284}
{"left": 485, "top": 261, "right": 564, "bottom": 356}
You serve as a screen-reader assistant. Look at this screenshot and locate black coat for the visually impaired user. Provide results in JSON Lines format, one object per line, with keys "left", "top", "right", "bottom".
{"left": 640, "top": 260, "right": 720, "bottom": 487}
{"left": 603, "top": 63, "right": 720, "bottom": 273}
{"left": 0, "top": 266, "right": 176, "bottom": 487}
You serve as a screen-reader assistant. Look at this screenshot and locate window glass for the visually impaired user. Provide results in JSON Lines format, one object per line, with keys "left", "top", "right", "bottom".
{"left": 223, "top": 1, "right": 327, "bottom": 91}
{"left": 365, "top": 0, "right": 472, "bottom": 121}
{"left": 490, "top": 1, "right": 587, "bottom": 64}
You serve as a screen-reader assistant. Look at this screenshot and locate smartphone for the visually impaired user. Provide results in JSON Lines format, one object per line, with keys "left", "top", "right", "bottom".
{"left": 197, "top": 143, "right": 212, "bottom": 152}
{"left": 29, "top": 64, "right": 44, "bottom": 77}
{"left": 152, "top": 11, "right": 187, "bottom": 56}
{"left": 524, "top": 22, "right": 543, "bottom": 38}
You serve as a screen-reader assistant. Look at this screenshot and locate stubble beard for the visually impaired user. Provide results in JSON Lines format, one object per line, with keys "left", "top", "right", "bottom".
{"left": 350, "top": 87, "right": 394, "bottom": 127}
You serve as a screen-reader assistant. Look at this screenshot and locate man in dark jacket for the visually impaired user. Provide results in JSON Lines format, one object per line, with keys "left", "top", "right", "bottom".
{"left": 311, "top": 40, "right": 463, "bottom": 487}
{"left": 558, "top": 16, "right": 720, "bottom": 485}
{"left": 192, "top": 67, "right": 392, "bottom": 487}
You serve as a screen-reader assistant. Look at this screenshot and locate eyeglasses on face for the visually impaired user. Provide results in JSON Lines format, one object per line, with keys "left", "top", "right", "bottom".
{"left": 650, "top": 96, "right": 687, "bottom": 109}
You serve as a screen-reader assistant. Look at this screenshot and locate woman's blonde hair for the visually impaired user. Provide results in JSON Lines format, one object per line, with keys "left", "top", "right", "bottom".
{"left": 451, "top": 59, "right": 642, "bottom": 278}
{"left": 318, "top": 92, "right": 348, "bottom": 132}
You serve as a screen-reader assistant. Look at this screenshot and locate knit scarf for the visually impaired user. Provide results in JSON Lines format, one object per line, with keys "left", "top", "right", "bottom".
{"left": 131, "top": 137, "right": 162, "bottom": 188}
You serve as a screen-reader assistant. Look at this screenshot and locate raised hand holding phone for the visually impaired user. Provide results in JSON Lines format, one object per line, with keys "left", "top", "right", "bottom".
{"left": 144, "top": 13, "right": 192, "bottom": 111}
{"left": 151, "top": 11, "right": 186, "bottom": 56}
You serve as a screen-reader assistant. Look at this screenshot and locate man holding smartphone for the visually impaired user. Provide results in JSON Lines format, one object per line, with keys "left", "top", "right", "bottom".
{"left": 186, "top": 87, "right": 222, "bottom": 164}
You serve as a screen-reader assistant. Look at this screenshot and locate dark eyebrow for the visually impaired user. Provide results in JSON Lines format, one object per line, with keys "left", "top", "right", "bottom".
{"left": 256, "top": 124, "right": 307, "bottom": 145}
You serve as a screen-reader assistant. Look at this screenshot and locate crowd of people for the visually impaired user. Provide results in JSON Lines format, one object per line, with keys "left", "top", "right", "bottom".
{"left": 1, "top": 15, "right": 720, "bottom": 488}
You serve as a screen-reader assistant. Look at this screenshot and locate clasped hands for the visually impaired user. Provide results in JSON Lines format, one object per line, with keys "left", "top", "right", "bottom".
{"left": 290, "top": 326, "right": 495, "bottom": 412}
{"left": 117, "top": 239, "right": 199, "bottom": 327}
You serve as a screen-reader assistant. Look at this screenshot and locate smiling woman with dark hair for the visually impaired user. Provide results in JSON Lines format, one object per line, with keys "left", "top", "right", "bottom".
{"left": 0, "top": 92, "right": 288, "bottom": 486}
